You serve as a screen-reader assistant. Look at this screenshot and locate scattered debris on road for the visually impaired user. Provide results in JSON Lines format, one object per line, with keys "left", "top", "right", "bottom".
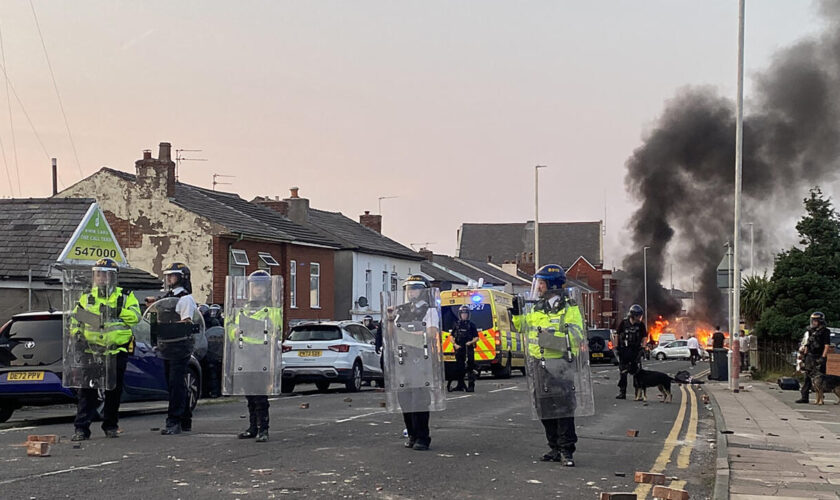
{"left": 626, "top": 429, "right": 639, "bottom": 437}
{"left": 634, "top": 472, "right": 665, "bottom": 485}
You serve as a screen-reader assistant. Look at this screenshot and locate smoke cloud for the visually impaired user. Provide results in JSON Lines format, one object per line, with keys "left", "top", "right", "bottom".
{"left": 622, "top": 1, "right": 840, "bottom": 324}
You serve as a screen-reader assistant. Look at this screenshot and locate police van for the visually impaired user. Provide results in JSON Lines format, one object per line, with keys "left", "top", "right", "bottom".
{"left": 440, "top": 289, "right": 525, "bottom": 378}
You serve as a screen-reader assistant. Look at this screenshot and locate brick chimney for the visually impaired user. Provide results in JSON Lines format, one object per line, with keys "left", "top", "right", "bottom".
{"left": 502, "top": 262, "right": 519, "bottom": 278}
{"left": 518, "top": 251, "right": 536, "bottom": 276}
{"left": 418, "top": 247, "right": 433, "bottom": 260}
{"left": 359, "top": 210, "right": 382, "bottom": 233}
{"left": 284, "top": 186, "right": 309, "bottom": 224}
{"left": 253, "top": 195, "right": 289, "bottom": 216}
{"left": 135, "top": 142, "right": 176, "bottom": 198}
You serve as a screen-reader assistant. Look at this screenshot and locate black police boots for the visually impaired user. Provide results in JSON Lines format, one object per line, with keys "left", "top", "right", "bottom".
{"left": 71, "top": 430, "right": 89, "bottom": 441}
{"left": 255, "top": 430, "right": 269, "bottom": 443}
{"left": 104, "top": 429, "right": 119, "bottom": 438}
{"left": 238, "top": 428, "right": 257, "bottom": 439}
{"left": 161, "top": 424, "right": 182, "bottom": 435}
{"left": 616, "top": 391, "right": 626, "bottom": 399}
{"left": 559, "top": 451, "right": 575, "bottom": 467}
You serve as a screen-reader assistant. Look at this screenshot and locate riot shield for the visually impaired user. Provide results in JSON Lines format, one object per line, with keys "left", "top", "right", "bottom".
{"left": 61, "top": 267, "right": 117, "bottom": 391}
{"left": 381, "top": 288, "right": 446, "bottom": 413}
{"left": 142, "top": 297, "right": 206, "bottom": 361}
{"left": 222, "top": 275, "right": 284, "bottom": 396}
{"left": 521, "top": 287, "right": 595, "bottom": 419}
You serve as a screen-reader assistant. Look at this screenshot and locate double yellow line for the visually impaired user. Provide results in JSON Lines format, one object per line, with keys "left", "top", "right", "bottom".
{"left": 634, "top": 383, "right": 700, "bottom": 498}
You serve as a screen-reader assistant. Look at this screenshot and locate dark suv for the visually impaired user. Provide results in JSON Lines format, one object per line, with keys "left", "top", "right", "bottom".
{"left": 0, "top": 311, "right": 202, "bottom": 423}
{"left": 587, "top": 328, "right": 618, "bottom": 365}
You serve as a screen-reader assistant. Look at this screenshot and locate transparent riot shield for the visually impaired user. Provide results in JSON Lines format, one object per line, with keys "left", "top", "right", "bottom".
{"left": 222, "top": 275, "right": 284, "bottom": 396}
{"left": 381, "top": 288, "right": 446, "bottom": 413}
{"left": 142, "top": 297, "right": 206, "bottom": 361}
{"left": 521, "top": 287, "right": 594, "bottom": 419}
{"left": 61, "top": 267, "right": 117, "bottom": 391}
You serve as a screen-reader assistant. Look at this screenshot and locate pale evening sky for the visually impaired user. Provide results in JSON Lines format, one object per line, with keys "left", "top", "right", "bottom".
{"left": 0, "top": 1, "right": 826, "bottom": 287}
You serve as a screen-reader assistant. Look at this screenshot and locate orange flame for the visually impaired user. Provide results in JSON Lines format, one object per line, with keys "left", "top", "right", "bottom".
{"left": 647, "top": 316, "right": 670, "bottom": 342}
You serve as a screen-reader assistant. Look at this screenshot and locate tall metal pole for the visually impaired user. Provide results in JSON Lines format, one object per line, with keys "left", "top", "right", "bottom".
{"left": 535, "top": 165, "right": 546, "bottom": 269}
{"left": 749, "top": 222, "right": 754, "bottom": 277}
{"left": 731, "top": 0, "right": 745, "bottom": 392}
{"left": 643, "top": 246, "right": 650, "bottom": 328}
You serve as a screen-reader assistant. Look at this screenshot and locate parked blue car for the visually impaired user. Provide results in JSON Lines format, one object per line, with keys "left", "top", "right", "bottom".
{"left": 0, "top": 311, "right": 202, "bottom": 423}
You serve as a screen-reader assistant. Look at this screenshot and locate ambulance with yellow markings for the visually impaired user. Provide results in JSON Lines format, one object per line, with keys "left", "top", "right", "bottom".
{"left": 440, "top": 288, "right": 525, "bottom": 378}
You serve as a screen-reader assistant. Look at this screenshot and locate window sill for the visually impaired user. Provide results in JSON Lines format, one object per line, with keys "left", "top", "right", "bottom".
{"left": 311, "top": 306, "right": 322, "bottom": 310}
{"left": 290, "top": 306, "right": 298, "bottom": 309}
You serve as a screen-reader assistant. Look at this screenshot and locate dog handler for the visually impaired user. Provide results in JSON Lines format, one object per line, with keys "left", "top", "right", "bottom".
{"left": 615, "top": 305, "right": 647, "bottom": 399}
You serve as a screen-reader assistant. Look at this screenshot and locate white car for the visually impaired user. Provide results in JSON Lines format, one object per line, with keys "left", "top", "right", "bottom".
{"left": 651, "top": 340, "right": 709, "bottom": 361}
{"left": 281, "top": 321, "right": 383, "bottom": 393}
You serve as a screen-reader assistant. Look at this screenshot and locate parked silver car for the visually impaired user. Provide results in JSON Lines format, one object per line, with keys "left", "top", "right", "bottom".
{"left": 651, "top": 340, "right": 709, "bottom": 361}
{"left": 281, "top": 321, "right": 383, "bottom": 393}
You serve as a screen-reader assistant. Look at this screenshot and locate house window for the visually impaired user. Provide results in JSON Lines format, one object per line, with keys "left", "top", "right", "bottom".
{"left": 290, "top": 260, "right": 297, "bottom": 308}
{"left": 229, "top": 254, "right": 247, "bottom": 299}
{"left": 382, "top": 271, "right": 388, "bottom": 292}
{"left": 603, "top": 278, "right": 611, "bottom": 300}
{"left": 231, "top": 249, "right": 249, "bottom": 266}
{"left": 365, "top": 270, "right": 372, "bottom": 307}
{"left": 391, "top": 274, "right": 399, "bottom": 292}
{"left": 258, "top": 252, "right": 279, "bottom": 272}
{"left": 310, "top": 262, "right": 320, "bottom": 308}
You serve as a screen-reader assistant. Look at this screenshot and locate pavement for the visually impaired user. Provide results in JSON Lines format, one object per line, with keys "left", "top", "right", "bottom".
{"left": 0, "top": 358, "right": 716, "bottom": 499}
{"left": 706, "top": 371, "right": 840, "bottom": 500}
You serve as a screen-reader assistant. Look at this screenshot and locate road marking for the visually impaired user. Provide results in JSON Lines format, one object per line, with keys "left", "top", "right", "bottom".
{"left": 0, "top": 460, "right": 120, "bottom": 485}
{"left": 488, "top": 386, "right": 518, "bottom": 393}
{"left": 677, "top": 386, "right": 698, "bottom": 469}
{"left": 447, "top": 394, "right": 474, "bottom": 400}
{"left": 634, "top": 384, "right": 688, "bottom": 499}
{"left": 669, "top": 480, "right": 687, "bottom": 490}
{"left": 335, "top": 410, "right": 386, "bottom": 423}
{"left": 0, "top": 426, "right": 36, "bottom": 434}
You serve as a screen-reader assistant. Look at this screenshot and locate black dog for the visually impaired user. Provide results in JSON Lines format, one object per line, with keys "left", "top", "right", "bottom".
{"left": 628, "top": 365, "right": 682, "bottom": 403}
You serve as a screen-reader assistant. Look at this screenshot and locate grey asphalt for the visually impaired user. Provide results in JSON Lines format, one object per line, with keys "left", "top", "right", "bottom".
{"left": 0, "top": 358, "right": 716, "bottom": 499}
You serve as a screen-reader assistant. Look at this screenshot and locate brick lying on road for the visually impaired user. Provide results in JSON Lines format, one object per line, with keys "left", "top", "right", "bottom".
{"left": 626, "top": 429, "right": 639, "bottom": 437}
{"left": 27, "top": 441, "right": 50, "bottom": 457}
{"left": 634, "top": 472, "right": 666, "bottom": 485}
{"left": 600, "top": 493, "right": 638, "bottom": 500}
{"left": 300, "top": 403, "right": 310, "bottom": 409}
{"left": 27, "top": 434, "right": 59, "bottom": 444}
{"left": 651, "top": 486, "right": 689, "bottom": 500}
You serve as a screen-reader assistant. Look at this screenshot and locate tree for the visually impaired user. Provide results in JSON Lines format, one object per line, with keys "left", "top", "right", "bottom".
{"left": 754, "top": 188, "right": 840, "bottom": 339}
{"left": 740, "top": 273, "right": 770, "bottom": 329}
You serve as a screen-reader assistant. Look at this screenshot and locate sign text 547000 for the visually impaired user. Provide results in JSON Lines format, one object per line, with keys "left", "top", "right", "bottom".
{"left": 74, "top": 247, "right": 118, "bottom": 258}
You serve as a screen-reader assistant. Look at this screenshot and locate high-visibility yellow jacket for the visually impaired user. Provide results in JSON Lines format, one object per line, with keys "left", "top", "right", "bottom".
{"left": 227, "top": 305, "right": 283, "bottom": 344}
{"left": 70, "top": 287, "right": 141, "bottom": 354}
{"left": 513, "top": 298, "right": 585, "bottom": 359}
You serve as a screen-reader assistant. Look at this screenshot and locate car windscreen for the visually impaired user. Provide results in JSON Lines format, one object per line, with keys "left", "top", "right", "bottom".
{"left": 288, "top": 325, "right": 343, "bottom": 342}
{"left": 442, "top": 304, "right": 494, "bottom": 333}
{"left": 588, "top": 329, "right": 611, "bottom": 340}
{"left": 0, "top": 318, "right": 63, "bottom": 367}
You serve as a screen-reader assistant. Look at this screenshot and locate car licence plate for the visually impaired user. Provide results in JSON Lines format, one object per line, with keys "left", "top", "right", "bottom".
{"left": 592, "top": 353, "right": 603, "bottom": 358}
{"left": 298, "top": 350, "right": 322, "bottom": 357}
{"left": 7, "top": 371, "right": 45, "bottom": 381}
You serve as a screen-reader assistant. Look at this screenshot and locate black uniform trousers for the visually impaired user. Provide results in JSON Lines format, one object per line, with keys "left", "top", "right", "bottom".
{"left": 617, "top": 348, "right": 640, "bottom": 393}
{"left": 164, "top": 356, "right": 192, "bottom": 428}
{"left": 801, "top": 355, "right": 826, "bottom": 399}
{"left": 454, "top": 346, "right": 475, "bottom": 389}
{"left": 245, "top": 395, "right": 270, "bottom": 431}
{"left": 541, "top": 417, "right": 577, "bottom": 453}
{"left": 74, "top": 351, "right": 128, "bottom": 435}
{"left": 399, "top": 389, "right": 431, "bottom": 446}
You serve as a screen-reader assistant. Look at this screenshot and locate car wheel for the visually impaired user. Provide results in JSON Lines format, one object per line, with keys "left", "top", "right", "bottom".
{"left": 186, "top": 367, "right": 201, "bottom": 412}
{"left": 656, "top": 353, "right": 666, "bottom": 361}
{"left": 345, "top": 361, "right": 362, "bottom": 392}
{"left": 493, "top": 353, "right": 513, "bottom": 379}
{"left": 315, "top": 381, "right": 331, "bottom": 393}
{"left": 0, "top": 404, "right": 14, "bottom": 423}
{"left": 281, "top": 379, "right": 295, "bottom": 394}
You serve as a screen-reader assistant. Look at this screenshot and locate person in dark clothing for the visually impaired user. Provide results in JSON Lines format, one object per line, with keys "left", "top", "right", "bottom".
{"left": 449, "top": 305, "right": 479, "bottom": 392}
{"left": 712, "top": 327, "right": 725, "bottom": 349}
{"left": 372, "top": 317, "right": 385, "bottom": 388}
{"left": 796, "top": 312, "right": 833, "bottom": 404}
{"left": 615, "top": 304, "right": 648, "bottom": 399}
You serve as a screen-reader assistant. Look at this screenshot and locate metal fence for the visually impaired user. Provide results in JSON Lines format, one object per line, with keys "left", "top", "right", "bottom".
{"left": 752, "top": 339, "right": 798, "bottom": 375}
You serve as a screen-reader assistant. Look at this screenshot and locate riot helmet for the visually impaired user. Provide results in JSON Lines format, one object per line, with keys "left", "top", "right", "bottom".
{"left": 92, "top": 258, "right": 119, "bottom": 297}
{"left": 247, "top": 270, "right": 272, "bottom": 306}
{"left": 162, "top": 262, "right": 192, "bottom": 294}
{"left": 458, "top": 304, "right": 470, "bottom": 321}
{"left": 362, "top": 314, "right": 375, "bottom": 329}
{"left": 402, "top": 274, "right": 430, "bottom": 302}
{"left": 628, "top": 304, "right": 644, "bottom": 321}
{"left": 810, "top": 311, "right": 826, "bottom": 328}
{"left": 530, "top": 264, "right": 566, "bottom": 299}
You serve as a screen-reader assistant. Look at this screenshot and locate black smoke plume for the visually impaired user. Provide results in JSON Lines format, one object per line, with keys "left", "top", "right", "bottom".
{"left": 622, "top": 2, "right": 840, "bottom": 324}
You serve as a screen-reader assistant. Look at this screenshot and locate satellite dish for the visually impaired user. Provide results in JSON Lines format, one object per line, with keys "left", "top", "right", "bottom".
{"left": 357, "top": 296, "right": 369, "bottom": 308}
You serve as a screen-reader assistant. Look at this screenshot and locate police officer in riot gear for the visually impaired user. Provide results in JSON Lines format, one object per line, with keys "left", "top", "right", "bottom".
{"left": 387, "top": 275, "right": 440, "bottom": 451}
{"left": 154, "top": 262, "right": 198, "bottom": 435}
{"left": 70, "top": 258, "right": 141, "bottom": 441}
{"left": 513, "top": 265, "right": 588, "bottom": 466}
{"left": 796, "top": 311, "right": 832, "bottom": 404}
{"left": 615, "top": 304, "right": 648, "bottom": 400}
{"left": 449, "top": 305, "right": 479, "bottom": 392}
{"left": 232, "top": 270, "right": 283, "bottom": 442}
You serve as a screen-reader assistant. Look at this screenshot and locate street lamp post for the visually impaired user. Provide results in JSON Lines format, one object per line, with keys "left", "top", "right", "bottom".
{"left": 643, "top": 246, "right": 651, "bottom": 327}
{"left": 378, "top": 196, "right": 398, "bottom": 233}
{"left": 731, "top": 0, "right": 746, "bottom": 392}
{"left": 748, "top": 222, "right": 754, "bottom": 277}
{"left": 535, "top": 165, "right": 547, "bottom": 269}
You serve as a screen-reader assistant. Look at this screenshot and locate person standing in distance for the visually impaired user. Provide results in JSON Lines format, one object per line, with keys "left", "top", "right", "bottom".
{"left": 450, "top": 305, "right": 479, "bottom": 392}
{"left": 150, "top": 262, "right": 198, "bottom": 435}
{"left": 615, "top": 305, "right": 647, "bottom": 399}
{"left": 70, "top": 258, "right": 141, "bottom": 441}
{"left": 687, "top": 332, "right": 701, "bottom": 367}
{"left": 796, "top": 312, "right": 832, "bottom": 404}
